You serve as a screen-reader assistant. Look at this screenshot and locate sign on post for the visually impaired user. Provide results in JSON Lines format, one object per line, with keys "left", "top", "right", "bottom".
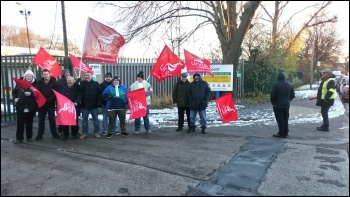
{"left": 89, "top": 64, "right": 101, "bottom": 75}
{"left": 189, "top": 64, "right": 234, "bottom": 91}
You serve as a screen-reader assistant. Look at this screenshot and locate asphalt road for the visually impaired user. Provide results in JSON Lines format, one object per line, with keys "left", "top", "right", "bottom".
{"left": 1, "top": 98, "right": 349, "bottom": 196}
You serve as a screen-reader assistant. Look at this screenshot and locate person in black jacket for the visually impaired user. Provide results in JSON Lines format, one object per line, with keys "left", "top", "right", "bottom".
{"left": 270, "top": 71, "right": 295, "bottom": 138}
{"left": 172, "top": 72, "right": 190, "bottom": 131}
{"left": 12, "top": 70, "right": 38, "bottom": 144}
{"left": 315, "top": 68, "right": 336, "bottom": 131}
{"left": 58, "top": 76, "right": 82, "bottom": 140}
{"left": 35, "top": 69, "right": 60, "bottom": 141}
{"left": 56, "top": 68, "right": 72, "bottom": 136}
{"left": 79, "top": 71, "right": 101, "bottom": 139}
{"left": 99, "top": 72, "right": 119, "bottom": 135}
{"left": 188, "top": 72, "right": 211, "bottom": 134}
{"left": 56, "top": 68, "right": 71, "bottom": 90}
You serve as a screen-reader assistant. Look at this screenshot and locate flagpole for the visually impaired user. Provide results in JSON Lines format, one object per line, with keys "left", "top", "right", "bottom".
{"left": 146, "top": 75, "right": 150, "bottom": 81}
{"left": 79, "top": 17, "right": 90, "bottom": 78}
{"left": 73, "top": 68, "right": 78, "bottom": 79}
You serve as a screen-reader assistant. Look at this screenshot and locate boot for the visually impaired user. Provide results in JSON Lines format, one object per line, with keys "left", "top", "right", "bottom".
{"left": 175, "top": 127, "right": 183, "bottom": 131}
{"left": 201, "top": 126, "right": 207, "bottom": 134}
{"left": 187, "top": 126, "right": 195, "bottom": 133}
{"left": 317, "top": 125, "right": 325, "bottom": 130}
{"left": 317, "top": 125, "right": 329, "bottom": 131}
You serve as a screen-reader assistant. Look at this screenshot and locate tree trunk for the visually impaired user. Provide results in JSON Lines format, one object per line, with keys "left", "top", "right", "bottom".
{"left": 220, "top": 1, "right": 261, "bottom": 100}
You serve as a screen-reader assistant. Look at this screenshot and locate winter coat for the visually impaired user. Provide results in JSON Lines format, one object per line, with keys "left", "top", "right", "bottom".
{"left": 58, "top": 83, "right": 82, "bottom": 104}
{"left": 270, "top": 72, "right": 295, "bottom": 108}
{"left": 188, "top": 72, "right": 211, "bottom": 111}
{"left": 37, "top": 77, "right": 58, "bottom": 107}
{"left": 172, "top": 77, "right": 190, "bottom": 107}
{"left": 12, "top": 77, "right": 38, "bottom": 113}
{"left": 316, "top": 74, "right": 336, "bottom": 107}
{"left": 80, "top": 80, "right": 101, "bottom": 109}
{"left": 58, "top": 83, "right": 82, "bottom": 114}
{"left": 102, "top": 84, "right": 128, "bottom": 110}
{"left": 100, "top": 80, "right": 113, "bottom": 106}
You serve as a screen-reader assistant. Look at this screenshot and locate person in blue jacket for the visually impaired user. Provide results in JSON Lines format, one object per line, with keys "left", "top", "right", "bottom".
{"left": 102, "top": 76, "right": 129, "bottom": 138}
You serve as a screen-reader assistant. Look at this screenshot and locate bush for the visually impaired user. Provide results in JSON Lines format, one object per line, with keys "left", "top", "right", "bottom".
{"left": 240, "top": 92, "right": 270, "bottom": 105}
{"left": 151, "top": 94, "right": 173, "bottom": 109}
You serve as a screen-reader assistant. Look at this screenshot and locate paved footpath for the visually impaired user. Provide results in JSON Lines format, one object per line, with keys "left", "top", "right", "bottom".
{"left": 1, "top": 98, "right": 348, "bottom": 196}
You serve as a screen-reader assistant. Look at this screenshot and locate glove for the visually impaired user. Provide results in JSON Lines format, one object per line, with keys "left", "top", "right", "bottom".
{"left": 145, "top": 90, "right": 152, "bottom": 96}
{"left": 14, "top": 98, "right": 19, "bottom": 103}
{"left": 24, "top": 92, "right": 31, "bottom": 96}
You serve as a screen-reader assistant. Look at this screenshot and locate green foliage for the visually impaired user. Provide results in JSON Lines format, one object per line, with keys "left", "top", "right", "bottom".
{"left": 151, "top": 94, "right": 173, "bottom": 109}
{"left": 291, "top": 76, "right": 304, "bottom": 89}
{"left": 240, "top": 92, "right": 270, "bottom": 105}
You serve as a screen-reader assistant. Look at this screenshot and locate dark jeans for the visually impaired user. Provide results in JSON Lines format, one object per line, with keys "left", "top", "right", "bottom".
{"left": 82, "top": 108, "right": 99, "bottom": 134}
{"left": 61, "top": 125, "right": 79, "bottom": 138}
{"left": 135, "top": 105, "right": 150, "bottom": 131}
{"left": 108, "top": 110, "right": 126, "bottom": 134}
{"left": 37, "top": 105, "right": 58, "bottom": 137}
{"left": 321, "top": 106, "right": 331, "bottom": 126}
{"left": 177, "top": 107, "right": 190, "bottom": 128}
{"left": 273, "top": 108, "right": 290, "bottom": 137}
{"left": 61, "top": 111, "right": 80, "bottom": 137}
{"left": 16, "top": 111, "right": 36, "bottom": 140}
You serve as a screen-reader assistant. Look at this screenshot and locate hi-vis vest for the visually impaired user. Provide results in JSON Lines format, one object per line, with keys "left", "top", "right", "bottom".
{"left": 321, "top": 78, "right": 336, "bottom": 99}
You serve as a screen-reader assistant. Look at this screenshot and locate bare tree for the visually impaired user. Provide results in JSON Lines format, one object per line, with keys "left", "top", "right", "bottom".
{"left": 260, "top": 1, "right": 337, "bottom": 49}
{"left": 95, "top": 1, "right": 261, "bottom": 98}
{"left": 297, "top": 21, "right": 344, "bottom": 84}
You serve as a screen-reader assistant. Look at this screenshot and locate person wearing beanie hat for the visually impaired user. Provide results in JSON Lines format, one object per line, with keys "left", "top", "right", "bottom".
{"left": 56, "top": 68, "right": 71, "bottom": 90}
{"left": 270, "top": 71, "right": 295, "bottom": 138}
{"left": 113, "top": 76, "right": 121, "bottom": 84}
{"left": 315, "top": 68, "right": 336, "bottom": 131}
{"left": 136, "top": 71, "right": 144, "bottom": 79}
{"left": 100, "top": 72, "right": 119, "bottom": 135}
{"left": 188, "top": 72, "right": 211, "bottom": 134}
{"left": 23, "top": 69, "right": 34, "bottom": 77}
{"left": 105, "top": 72, "right": 112, "bottom": 78}
{"left": 102, "top": 75, "right": 129, "bottom": 138}
{"left": 12, "top": 69, "right": 38, "bottom": 144}
{"left": 23, "top": 69, "right": 36, "bottom": 84}
{"left": 129, "top": 71, "right": 153, "bottom": 135}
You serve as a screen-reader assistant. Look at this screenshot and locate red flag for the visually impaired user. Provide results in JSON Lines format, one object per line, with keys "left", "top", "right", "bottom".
{"left": 52, "top": 90, "right": 76, "bottom": 126}
{"left": 150, "top": 45, "right": 185, "bottom": 82}
{"left": 82, "top": 17, "right": 125, "bottom": 64}
{"left": 127, "top": 88, "right": 147, "bottom": 120}
{"left": 69, "top": 53, "right": 94, "bottom": 74}
{"left": 184, "top": 49, "right": 213, "bottom": 76}
{"left": 215, "top": 93, "right": 238, "bottom": 123}
{"left": 32, "top": 47, "right": 62, "bottom": 78}
{"left": 13, "top": 77, "right": 46, "bottom": 108}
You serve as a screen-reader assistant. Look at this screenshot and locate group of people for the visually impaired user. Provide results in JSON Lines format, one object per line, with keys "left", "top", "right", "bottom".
{"left": 13, "top": 67, "right": 336, "bottom": 143}
{"left": 270, "top": 68, "right": 336, "bottom": 138}
{"left": 12, "top": 69, "right": 154, "bottom": 143}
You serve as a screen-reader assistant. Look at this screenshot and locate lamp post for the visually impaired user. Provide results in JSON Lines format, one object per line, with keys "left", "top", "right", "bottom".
{"left": 317, "top": 61, "right": 321, "bottom": 85}
{"left": 16, "top": 2, "right": 31, "bottom": 55}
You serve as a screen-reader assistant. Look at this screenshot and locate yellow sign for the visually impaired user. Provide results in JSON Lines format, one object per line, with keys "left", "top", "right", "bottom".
{"left": 188, "top": 64, "right": 233, "bottom": 91}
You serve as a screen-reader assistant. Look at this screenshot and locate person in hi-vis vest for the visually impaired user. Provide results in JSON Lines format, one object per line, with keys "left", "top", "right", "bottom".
{"left": 315, "top": 68, "right": 336, "bottom": 131}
